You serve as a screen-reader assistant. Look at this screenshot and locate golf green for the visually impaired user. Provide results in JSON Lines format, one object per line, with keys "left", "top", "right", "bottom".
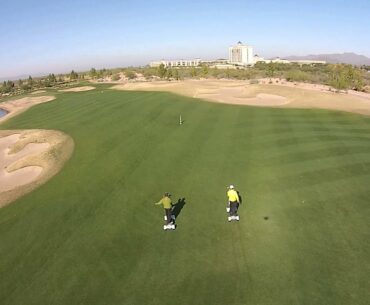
{"left": 1, "top": 86, "right": 369, "bottom": 305}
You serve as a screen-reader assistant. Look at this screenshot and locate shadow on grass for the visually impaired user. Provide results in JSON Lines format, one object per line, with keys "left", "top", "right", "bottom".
{"left": 173, "top": 197, "right": 186, "bottom": 219}
{"left": 237, "top": 191, "right": 243, "bottom": 205}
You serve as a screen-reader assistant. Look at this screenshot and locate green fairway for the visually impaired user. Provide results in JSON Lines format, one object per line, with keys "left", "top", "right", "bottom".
{"left": 1, "top": 86, "right": 369, "bottom": 305}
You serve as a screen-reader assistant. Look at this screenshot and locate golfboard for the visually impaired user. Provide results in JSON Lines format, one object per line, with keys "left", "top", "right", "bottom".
{"left": 228, "top": 215, "right": 240, "bottom": 222}
{"left": 163, "top": 214, "right": 176, "bottom": 230}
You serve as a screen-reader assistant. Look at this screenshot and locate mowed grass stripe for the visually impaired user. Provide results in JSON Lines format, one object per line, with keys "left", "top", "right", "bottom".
{"left": 0, "top": 90, "right": 369, "bottom": 305}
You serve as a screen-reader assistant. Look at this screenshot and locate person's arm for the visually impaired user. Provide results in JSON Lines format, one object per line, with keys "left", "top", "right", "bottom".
{"left": 154, "top": 198, "right": 163, "bottom": 206}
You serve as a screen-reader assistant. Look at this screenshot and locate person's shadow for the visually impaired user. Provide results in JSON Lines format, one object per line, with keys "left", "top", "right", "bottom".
{"left": 236, "top": 191, "right": 243, "bottom": 209}
{"left": 237, "top": 191, "right": 242, "bottom": 205}
{"left": 173, "top": 197, "right": 186, "bottom": 219}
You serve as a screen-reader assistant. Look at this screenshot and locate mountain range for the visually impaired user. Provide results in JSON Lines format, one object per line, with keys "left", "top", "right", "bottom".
{"left": 285, "top": 52, "right": 370, "bottom": 66}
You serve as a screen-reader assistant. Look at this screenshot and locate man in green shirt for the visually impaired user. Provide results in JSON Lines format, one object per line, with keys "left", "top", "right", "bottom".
{"left": 155, "top": 192, "right": 175, "bottom": 230}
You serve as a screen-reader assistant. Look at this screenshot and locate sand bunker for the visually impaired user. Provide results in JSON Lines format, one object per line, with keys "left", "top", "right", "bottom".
{"left": 0, "top": 130, "right": 74, "bottom": 208}
{"left": 0, "top": 134, "right": 49, "bottom": 193}
{"left": 59, "top": 86, "right": 95, "bottom": 92}
{"left": 112, "top": 80, "right": 289, "bottom": 106}
{"left": 0, "top": 95, "right": 55, "bottom": 124}
{"left": 194, "top": 87, "right": 288, "bottom": 106}
{"left": 31, "top": 90, "right": 47, "bottom": 95}
{"left": 0, "top": 94, "right": 74, "bottom": 207}
{"left": 111, "top": 79, "right": 370, "bottom": 116}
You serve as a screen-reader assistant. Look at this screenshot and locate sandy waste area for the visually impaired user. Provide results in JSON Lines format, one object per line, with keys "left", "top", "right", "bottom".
{"left": 111, "top": 79, "right": 370, "bottom": 116}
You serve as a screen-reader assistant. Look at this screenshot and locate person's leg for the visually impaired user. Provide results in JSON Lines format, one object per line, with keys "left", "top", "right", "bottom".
{"left": 165, "top": 209, "right": 172, "bottom": 225}
{"left": 235, "top": 202, "right": 240, "bottom": 220}
{"left": 229, "top": 202, "right": 233, "bottom": 216}
{"left": 230, "top": 202, "right": 237, "bottom": 216}
{"left": 171, "top": 205, "right": 176, "bottom": 221}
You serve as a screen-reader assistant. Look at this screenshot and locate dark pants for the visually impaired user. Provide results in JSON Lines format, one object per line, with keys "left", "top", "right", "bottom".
{"left": 229, "top": 201, "right": 239, "bottom": 216}
{"left": 165, "top": 208, "right": 172, "bottom": 225}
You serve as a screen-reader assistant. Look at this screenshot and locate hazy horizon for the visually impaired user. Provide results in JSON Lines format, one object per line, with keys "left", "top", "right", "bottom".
{"left": 1, "top": 0, "right": 370, "bottom": 80}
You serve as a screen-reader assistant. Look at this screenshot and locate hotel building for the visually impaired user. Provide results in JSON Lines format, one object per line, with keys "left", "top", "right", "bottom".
{"left": 228, "top": 41, "right": 254, "bottom": 66}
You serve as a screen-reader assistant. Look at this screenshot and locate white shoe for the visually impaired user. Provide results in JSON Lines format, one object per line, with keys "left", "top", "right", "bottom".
{"left": 170, "top": 224, "right": 176, "bottom": 230}
{"left": 235, "top": 215, "right": 240, "bottom": 221}
{"left": 226, "top": 208, "right": 230, "bottom": 213}
{"left": 163, "top": 225, "right": 168, "bottom": 230}
{"left": 164, "top": 215, "right": 167, "bottom": 221}
{"left": 228, "top": 216, "right": 232, "bottom": 222}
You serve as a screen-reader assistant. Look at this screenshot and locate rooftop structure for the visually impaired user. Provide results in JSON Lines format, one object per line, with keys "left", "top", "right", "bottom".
{"left": 150, "top": 59, "right": 201, "bottom": 68}
{"left": 254, "top": 55, "right": 326, "bottom": 65}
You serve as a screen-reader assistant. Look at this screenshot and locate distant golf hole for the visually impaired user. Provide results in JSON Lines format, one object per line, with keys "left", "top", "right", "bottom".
{"left": 264, "top": 216, "right": 269, "bottom": 220}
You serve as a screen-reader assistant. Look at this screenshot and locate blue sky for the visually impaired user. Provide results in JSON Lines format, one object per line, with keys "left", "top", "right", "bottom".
{"left": 1, "top": 0, "right": 369, "bottom": 79}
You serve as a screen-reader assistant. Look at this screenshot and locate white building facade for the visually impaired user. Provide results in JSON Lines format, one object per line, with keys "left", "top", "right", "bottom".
{"left": 228, "top": 42, "right": 254, "bottom": 66}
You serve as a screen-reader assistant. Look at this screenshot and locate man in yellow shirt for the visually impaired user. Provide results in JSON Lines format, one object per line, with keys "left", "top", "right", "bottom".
{"left": 227, "top": 185, "right": 240, "bottom": 222}
{"left": 155, "top": 192, "right": 175, "bottom": 230}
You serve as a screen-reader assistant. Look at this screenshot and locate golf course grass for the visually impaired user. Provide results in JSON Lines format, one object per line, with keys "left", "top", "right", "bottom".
{"left": 1, "top": 85, "right": 369, "bottom": 305}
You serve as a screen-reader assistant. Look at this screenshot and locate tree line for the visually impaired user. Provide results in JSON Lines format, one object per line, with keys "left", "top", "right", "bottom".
{"left": 0, "top": 70, "right": 83, "bottom": 95}
{"left": 1, "top": 63, "right": 369, "bottom": 97}
{"left": 141, "top": 62, "right": 368, "bottom": 92}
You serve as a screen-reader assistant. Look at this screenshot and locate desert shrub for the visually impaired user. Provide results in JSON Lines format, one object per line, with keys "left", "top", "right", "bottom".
{"left": 285, "top": 70, "right": 309, "bottom": 82}
{"left": 125, "top": 70, "right": 137, "bottom": 80}
{"left": 111, "top": 74, "right": 120, "bottom": 81}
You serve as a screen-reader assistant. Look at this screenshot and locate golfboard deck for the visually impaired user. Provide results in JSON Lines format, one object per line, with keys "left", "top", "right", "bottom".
{"left": 228, "top": 215, "right": 240, "bottom": 222}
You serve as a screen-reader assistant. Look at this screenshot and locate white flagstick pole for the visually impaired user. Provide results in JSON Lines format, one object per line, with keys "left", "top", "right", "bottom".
{"left": 179, "top": 115, "right": 183, "bottom": 125}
